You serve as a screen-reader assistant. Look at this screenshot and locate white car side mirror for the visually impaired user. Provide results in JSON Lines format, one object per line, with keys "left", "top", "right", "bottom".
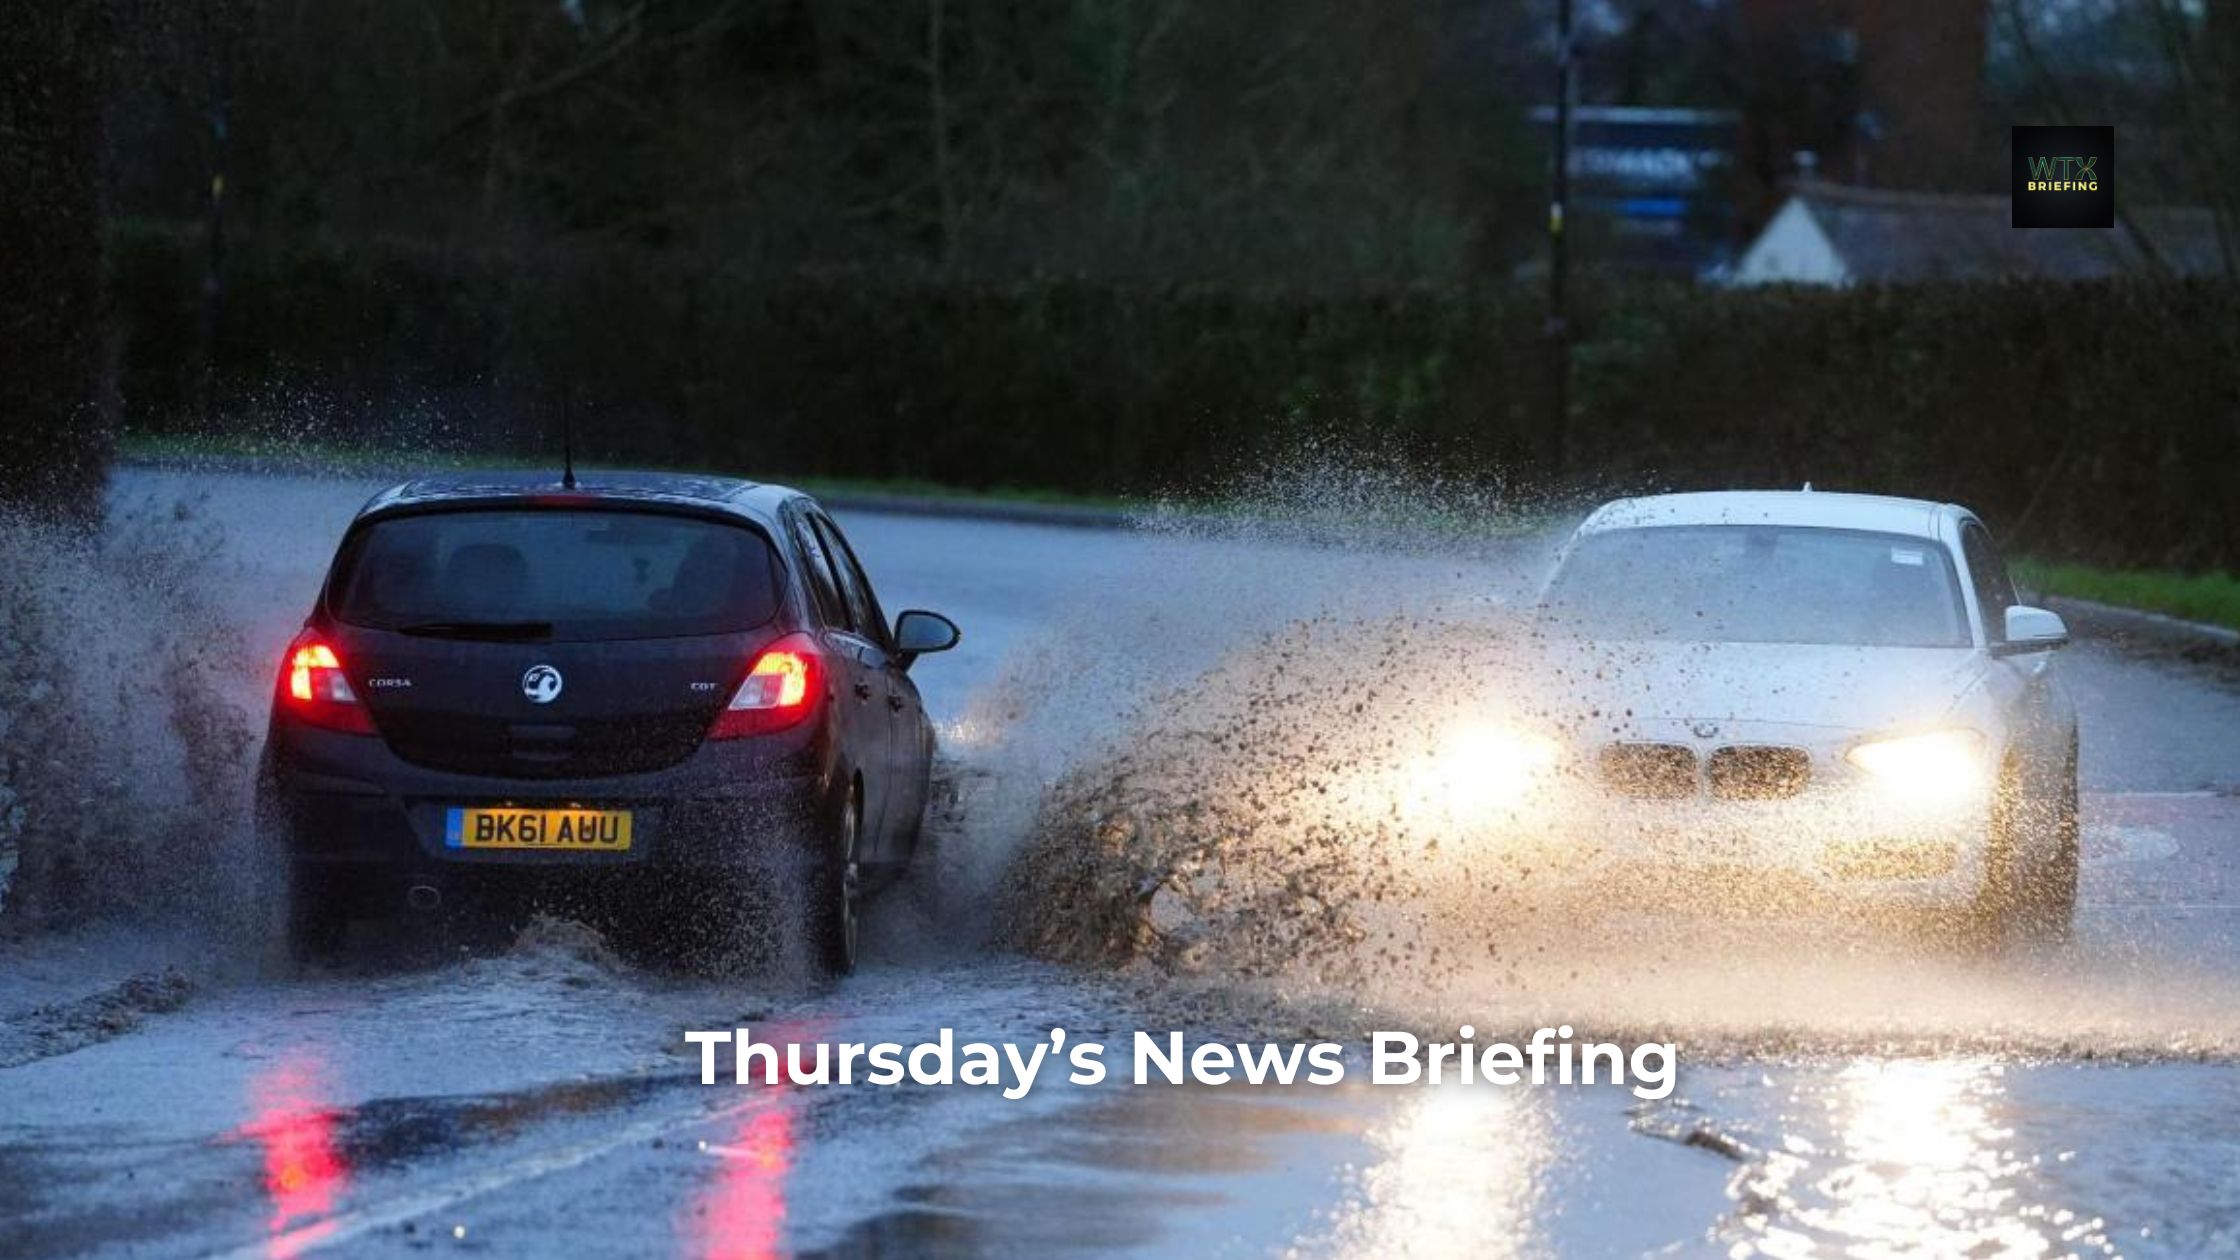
{"left": 1996, "top": 605, "right": 2068, "bottom": 655}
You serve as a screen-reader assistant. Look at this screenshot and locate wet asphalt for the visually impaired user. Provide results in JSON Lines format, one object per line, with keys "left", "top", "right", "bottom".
{"left": 2, "top": 467, "right": 2239, "bottom": 1257}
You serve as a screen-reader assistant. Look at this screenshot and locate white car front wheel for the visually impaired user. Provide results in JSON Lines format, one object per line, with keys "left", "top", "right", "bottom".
{"left": 1967, "top": 750, "right": 2078, "bottom": 950}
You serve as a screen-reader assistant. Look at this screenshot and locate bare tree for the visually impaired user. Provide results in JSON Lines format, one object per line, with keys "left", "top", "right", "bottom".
{"left": 0, "top": 0, "right": 115, "bottom": 522}
{"left": 1995, "top": 0, "right": 2238, "bottom": 278}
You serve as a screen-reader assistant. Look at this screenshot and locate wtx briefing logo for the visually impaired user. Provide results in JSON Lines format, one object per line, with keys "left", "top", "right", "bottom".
{"left": 2012, "top": 125, "right": 2113, "bottom": 229}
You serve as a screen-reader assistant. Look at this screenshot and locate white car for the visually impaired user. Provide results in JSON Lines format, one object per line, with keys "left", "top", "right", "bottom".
{"left": 1512, "top": 489, "right": 2078, "bottom": 942}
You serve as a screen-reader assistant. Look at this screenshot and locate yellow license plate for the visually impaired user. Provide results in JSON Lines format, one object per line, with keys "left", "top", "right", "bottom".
{"left": 445, "top": 807, "right": 633, "bottom": 852}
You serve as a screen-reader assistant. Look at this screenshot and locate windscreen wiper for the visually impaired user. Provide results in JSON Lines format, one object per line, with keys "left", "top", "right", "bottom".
{"left": 391, "top": 619, "right": 555, "bottom": 641}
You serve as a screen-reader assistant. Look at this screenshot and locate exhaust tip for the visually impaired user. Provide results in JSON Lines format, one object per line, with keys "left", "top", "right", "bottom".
{"left": 405, "top": 884, "right": 443, "bottom": 912}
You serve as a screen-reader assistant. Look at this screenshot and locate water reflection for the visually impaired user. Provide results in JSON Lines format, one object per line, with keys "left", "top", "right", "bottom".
{"left": 1330, "top": 1082, "right": 1552, "bottom": 1258}
{"left": 236, "top": 1052, "right": 350, "bottom": 1258}
{"left": 1735, "top": 1059, "right": 2115, "bottom": 1258}
{"left": 688, "top": 1092, "right": 798, "bottom": 1260}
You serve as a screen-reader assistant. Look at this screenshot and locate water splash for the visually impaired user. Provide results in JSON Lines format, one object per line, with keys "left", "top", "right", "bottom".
{"left": 0, "top": 498, "right": 261, "bottom": 940}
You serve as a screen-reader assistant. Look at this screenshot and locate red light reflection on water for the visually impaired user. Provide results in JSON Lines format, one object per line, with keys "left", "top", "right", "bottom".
{"left": 689, "top": 1094, "right": 798, "bottom": 1260}
{"left": 698, "top": 1089, "right": 806, "bottom": 1255}
{"left": 685, "top": 1018, "right": 841, "bottom": 1258}
{"left": 236, "top": 1054, "right": 350, "bottom": 1256}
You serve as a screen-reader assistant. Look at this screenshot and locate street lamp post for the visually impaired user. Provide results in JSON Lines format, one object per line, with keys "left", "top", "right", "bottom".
{"left": 1547, "top": 0, "right": 1574, "bottom": 473}
{"left": 202, "top": 101, "right": 227, "bottom": 428}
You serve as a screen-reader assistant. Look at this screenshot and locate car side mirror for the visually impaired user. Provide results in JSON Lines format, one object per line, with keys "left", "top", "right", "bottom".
{"left": 893, "top": 610, "right": 960, "bottom": 665}
{"left": 1993, "top": 605, "right": 2068, "bottom": 656}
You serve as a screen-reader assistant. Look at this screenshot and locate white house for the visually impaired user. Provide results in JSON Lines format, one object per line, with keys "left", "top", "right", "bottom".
{"left": 1731, "top": 183, "right": 2226, "bottom": 285}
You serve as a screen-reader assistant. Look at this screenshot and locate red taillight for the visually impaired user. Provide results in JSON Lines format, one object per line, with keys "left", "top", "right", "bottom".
{"left": 710, "top": 634, "right": 822, "bottom": 739}
{"left": 278, "top": 630, "right": 377, "bottom": 735}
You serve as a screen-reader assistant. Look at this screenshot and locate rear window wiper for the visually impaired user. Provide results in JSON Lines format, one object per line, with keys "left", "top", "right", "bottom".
{"left": 390, "top": 619, "right": 555, "bottom": 641}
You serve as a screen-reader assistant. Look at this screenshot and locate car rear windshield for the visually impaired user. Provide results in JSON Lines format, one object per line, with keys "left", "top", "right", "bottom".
{"left": 328, "top": 509, "right": 784, "bottom": 642}
{"left": 1540, "top": 525, "right": 1970, "bottom": 648}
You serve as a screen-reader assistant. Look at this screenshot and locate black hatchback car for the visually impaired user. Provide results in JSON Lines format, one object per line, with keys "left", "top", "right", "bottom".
{"left": 257, "top": 470, "right": 958, "bottom": 973}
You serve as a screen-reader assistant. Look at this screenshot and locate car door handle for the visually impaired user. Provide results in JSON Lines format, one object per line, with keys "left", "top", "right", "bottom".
{"left": 854, "top": 681, "right": 874, "bottom": 700}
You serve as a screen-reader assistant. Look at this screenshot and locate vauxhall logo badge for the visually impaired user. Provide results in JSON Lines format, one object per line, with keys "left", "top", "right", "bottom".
{"left": 522, "top": 664, "right": 564, "bottom": 704}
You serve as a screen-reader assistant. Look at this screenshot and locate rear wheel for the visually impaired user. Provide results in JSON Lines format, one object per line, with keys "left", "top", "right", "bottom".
{"left": 285, "top": 863, "right": 348, "bottom": 964}
{"left": 808, "top": 786, "right": 863, "bottom": 977}
{"left": 262, "top": 761, "right": 348, "bottom": 966}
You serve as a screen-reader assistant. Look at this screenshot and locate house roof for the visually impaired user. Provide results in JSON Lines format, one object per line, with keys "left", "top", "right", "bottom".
{"left": 1751, "top": 183, "right": 2228, "bottom": 283}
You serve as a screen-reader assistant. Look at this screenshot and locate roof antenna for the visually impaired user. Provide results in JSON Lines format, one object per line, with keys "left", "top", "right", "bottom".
{"left": 561, "top": 390, "right": 578, "bottom": 490}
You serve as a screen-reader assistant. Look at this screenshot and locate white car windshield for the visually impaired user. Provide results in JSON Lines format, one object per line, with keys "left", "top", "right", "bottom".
{"left": 1541, "top": 525, "right": 1971, "bottom": 648}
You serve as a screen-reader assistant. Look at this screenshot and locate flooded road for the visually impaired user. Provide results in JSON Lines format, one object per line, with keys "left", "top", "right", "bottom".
{"left": 4, "top": 467, "right": 2240, "bottom": 1257}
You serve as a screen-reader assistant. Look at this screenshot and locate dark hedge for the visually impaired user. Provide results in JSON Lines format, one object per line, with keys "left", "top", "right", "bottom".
{"left": 111, "top": 227, "right": 2240, "bottom": 570}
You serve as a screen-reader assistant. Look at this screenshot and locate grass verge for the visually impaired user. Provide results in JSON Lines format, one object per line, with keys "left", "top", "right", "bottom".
{"left": 2014, "top": 558, "right": 2240, "bottom": 632}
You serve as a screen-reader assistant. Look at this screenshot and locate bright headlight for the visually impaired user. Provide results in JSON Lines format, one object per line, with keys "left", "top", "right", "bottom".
{"left": 1845, "top": 729, "right": 1986, "bottom": 799}
{"left": 1423, "top": 722, "right": 1563, "bottom": 817}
